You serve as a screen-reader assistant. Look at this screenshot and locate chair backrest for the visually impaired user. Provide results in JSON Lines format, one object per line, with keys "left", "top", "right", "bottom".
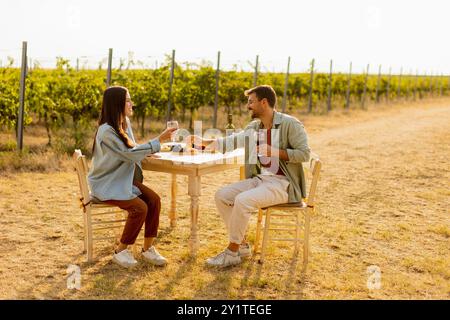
{"left": 73, "top": 149, "right": 91, "bottom": 206}
{"left": 303, "top": 152, "right": 322, "bottom": 208}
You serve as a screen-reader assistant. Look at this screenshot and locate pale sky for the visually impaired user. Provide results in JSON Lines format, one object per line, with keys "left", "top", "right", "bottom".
{"left": 1, "top": 0, "right": 450, "bottom": 74}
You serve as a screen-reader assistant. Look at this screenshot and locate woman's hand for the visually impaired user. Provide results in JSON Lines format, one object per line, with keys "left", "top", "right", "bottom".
{"left": 157, "top": 127, "right": 177, "bottom": 143}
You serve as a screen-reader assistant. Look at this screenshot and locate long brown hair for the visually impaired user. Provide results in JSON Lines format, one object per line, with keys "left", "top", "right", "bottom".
{"left": 92, "top": 86, "right": 135, "bottom": 153}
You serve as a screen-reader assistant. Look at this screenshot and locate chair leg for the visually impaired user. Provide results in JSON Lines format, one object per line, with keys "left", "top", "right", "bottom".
{"left": 86, "top": 206, "right": 94, "bottom": 263}
{"left": 254, "top": 208, "right": 264, "bottom": 253}
{"left": 82, "top": 209, "right": 88, "bottom": 254}
{"left": 259, "top": 208, "right": 272, "bottom": 264}
{"left": 303, "top": 210, "right": 311, "bottom": 268}
{"left": 295, "top": 210, "right": 301, "bottom": 255}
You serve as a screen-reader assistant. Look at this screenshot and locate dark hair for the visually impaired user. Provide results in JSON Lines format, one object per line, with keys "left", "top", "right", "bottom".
{"left": 244, "top": 85, "right": 277, "bottom": 108}
{"left": 92, "top": 86, "right": 134, "bottom": 153}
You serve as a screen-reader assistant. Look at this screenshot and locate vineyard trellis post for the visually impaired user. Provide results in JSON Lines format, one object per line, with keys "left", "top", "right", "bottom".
{"left": 327, "top": 59, "right": 333, "bottom": 112}
{"left": 434, "top": 72, "right": 439, "bottom": 96}
{"left": 345, "top": 61, "right": 352, "bottom": 110}
{"left": 433, "top": 72, "right": 439, "bottom": 96}
{"left": 282, "top": 56, "right": 290, "bottom": 113}
{"left": 17, "top": 41, "right": 27, "bottom": 152}
{"left": 397, "top": 67, "right": 402, "bottom": 100}
{"left": 253, "top": 55, "right": 259, "bottom": 87}
{"left": 447, "top": 76, "right": 450, "bottom": 94}
{"left": 307, "top": 58, "right": 315, "bottom": 113}
{"left": 361, "top": 64, "right": 369, "bottom": 109}
{"left": 106, "top": 48, "right": 113, "bottom": 87}
{"left": 386, "top": 67, "right": 391, "bottom": 104}
{"left": 76, "top": 58, "right": 79, "bottom": 72}
{"left": 422, "top": 71, "right": 427, "bottom": 99}
{"left": 375, "top": 64, "right": 381, "bottom": 103}
{"left": 414, "top": 70, "right": 418, "bottom": 100}
{"left": 166, "top": 49, "right": 175, "bottom": 122}
{"left": 429, "top": 72, "right": 433, "bottom": 97}
{"left": 433, "top": 74, "right": 439, "bottom": 95}
{"left": 213, "top": 51, "right": 220, "bottom": 128}
{"left": 406, "top": 69, "right": 412, "bottom": 100}
{"left": 439, "top": 73, "right": 443, "bottom": 96}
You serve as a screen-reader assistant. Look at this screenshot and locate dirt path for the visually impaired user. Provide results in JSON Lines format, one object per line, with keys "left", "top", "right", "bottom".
{"left": 307, "top": 102, "right": 450, "bottom": 298}
{"left": 1, "top": 101, "right": 449, "bottom": 299}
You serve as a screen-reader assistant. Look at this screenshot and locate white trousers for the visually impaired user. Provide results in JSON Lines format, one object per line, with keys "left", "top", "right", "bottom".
{"left": 214, "top": 175, "right": 290, "bottom": 244}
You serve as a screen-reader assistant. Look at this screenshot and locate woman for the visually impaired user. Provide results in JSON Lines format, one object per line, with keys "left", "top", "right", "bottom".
{"left": 88, "top": 86, "right": 175, "bottom": 268}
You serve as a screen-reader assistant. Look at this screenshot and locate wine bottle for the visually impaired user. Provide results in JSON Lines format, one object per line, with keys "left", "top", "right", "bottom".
{"left": 225, "top": 113, "right": 235, "bottom": 136}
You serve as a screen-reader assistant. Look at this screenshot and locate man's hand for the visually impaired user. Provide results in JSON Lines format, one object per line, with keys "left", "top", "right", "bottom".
{"left": 184, "top": 135, "right": 218, "bottom": 151}
{"left": 257, "top": 144, "right": 289, "bottom": 161}
{"left": 257, "top": 144, "right": 275, "bottom": 157}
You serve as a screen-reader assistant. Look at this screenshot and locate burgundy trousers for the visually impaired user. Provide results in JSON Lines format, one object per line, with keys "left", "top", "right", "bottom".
{"left": 104, "top": 181, "right": 161, "bottom": 245}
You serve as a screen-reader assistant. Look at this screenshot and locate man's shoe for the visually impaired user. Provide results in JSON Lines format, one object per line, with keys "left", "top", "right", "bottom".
{"left": 206, "top": 248, "right": 241, "bottom": 267}
{"left": 112, "top": 249, "right": 138, "bottom": 268}
{"left": 239, "top": 243, "right": 252, "bottom": 258}
{"left": 142, "top": 246, "right": 168, "bottom": 266}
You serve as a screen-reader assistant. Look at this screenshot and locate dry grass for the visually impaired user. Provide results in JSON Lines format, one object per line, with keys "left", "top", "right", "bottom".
{"left": 0, "top": 98, "right": 449, "bottom": 299}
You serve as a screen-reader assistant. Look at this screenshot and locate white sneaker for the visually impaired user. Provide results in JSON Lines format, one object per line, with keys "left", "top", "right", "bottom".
{"left": 112, "top": 249, "right": 138, "bottom": 268}
{"left": 142, "top": 246, "right": 167, "bottom": 266}
{"left": 206, "top": 248, "right": 242, "bottom": 267}
{"left": 239, "top": 243, "right": 252, "bottom": 258}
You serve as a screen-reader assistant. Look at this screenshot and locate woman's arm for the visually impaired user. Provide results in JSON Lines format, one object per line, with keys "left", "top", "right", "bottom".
{"left": 100, "top": 126, "right": 161, "bottom": 163}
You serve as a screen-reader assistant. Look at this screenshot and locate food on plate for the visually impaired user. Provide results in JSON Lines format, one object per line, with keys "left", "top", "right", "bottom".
{"left": 160, "top": 144, "right": 172, "bottom": 152}
{"left": 160, "top": 142, "right": 216, "bottom": 155}
{"left": 171, "top": 145, "right": 199, "bottom": 155}
{"left": 160, "top": 142, "right": 186, "bottom": 152}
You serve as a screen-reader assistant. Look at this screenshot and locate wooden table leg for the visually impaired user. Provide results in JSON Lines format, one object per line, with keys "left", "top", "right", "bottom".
{"left": 188, "top": 175, "right": 201, "bottom": 256}
{"left": 240, "top": 166, "right": 245, "bottom": 180}
{"left": 169, "top": 174, "right": 177, "bottom": 227}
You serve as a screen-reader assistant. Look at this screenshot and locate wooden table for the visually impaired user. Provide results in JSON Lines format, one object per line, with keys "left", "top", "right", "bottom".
{"left": 141, "top": 148, "right": 245, "bottom": 256}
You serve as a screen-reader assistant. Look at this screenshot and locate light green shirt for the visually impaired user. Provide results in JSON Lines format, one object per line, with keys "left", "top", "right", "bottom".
{"left": 217, "top": 111, "right": 311, "bottom": 202}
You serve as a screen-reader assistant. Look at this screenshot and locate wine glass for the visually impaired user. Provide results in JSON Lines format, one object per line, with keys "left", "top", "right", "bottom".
{"left": 256, "top": 130, "right": 266, "bottom": 157}
{"left": 166, "top": 120, "right": 179, "bottom": 142}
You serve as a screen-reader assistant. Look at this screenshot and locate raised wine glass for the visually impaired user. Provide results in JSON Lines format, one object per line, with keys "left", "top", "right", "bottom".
{"left": 166, "top": 120, "right": 179, "bottom": 142}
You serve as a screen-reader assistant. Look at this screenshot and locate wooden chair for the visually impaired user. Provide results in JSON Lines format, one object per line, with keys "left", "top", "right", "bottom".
{"left": 73, "top": 149, "right": 130, "bottom": 262}
{"left": 254, "top": 153, "right": 322, "bottom": 269}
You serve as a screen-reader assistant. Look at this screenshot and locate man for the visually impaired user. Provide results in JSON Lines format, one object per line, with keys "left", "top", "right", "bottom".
{"left": 185, "top": 85, "right": 310, "bottom": 267}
